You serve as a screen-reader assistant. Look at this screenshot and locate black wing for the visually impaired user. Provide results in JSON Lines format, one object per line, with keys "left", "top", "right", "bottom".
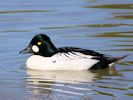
{"left": 57, "top": 47, "right": 121, "bottom": 69}
{"left": 57, "top": 47, "right": 102, "bottom": 56}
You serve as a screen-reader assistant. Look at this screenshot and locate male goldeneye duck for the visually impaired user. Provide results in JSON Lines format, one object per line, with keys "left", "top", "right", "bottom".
{"left": 20, "top": 34, "right": 128, "bottom": 70}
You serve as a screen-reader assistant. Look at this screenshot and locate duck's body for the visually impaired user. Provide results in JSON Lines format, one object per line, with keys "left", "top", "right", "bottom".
{"left": 26, "top": 47, "right": 99, "bottom": 70}
{"left": 27, "top": 55, "right": 97, "bottom": 70}
{"left": 20, "top": 34, "right": 127, "bottom": 70}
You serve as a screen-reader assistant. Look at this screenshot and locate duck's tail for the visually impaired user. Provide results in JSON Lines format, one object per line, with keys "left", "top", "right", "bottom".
{"left": 109, "top": 54, "right": 129, "bottom": 67}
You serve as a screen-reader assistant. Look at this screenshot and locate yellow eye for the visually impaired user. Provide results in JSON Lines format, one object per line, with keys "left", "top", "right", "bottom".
{"left": 37, "top": 42, "right": 42, "bottom": 45}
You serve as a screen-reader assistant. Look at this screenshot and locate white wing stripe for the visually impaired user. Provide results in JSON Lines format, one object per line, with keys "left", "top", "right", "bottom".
{"left": 72, "top": 52, "right": 94, "bottom": 59}
{"left": 52, "top": 52, "right": 95, "bottom": 61}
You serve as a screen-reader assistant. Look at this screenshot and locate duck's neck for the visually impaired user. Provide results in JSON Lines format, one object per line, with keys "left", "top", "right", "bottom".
{"left": 39, "top": 42, "right": 58, "bottom": 57}
{"left": 46, "top": 45, "right": 58, "bottom": 57}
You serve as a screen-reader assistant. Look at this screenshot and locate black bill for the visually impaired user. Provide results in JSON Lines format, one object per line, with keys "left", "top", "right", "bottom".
{"left": 20, "top": 45, "right": 33, "bottom": 54}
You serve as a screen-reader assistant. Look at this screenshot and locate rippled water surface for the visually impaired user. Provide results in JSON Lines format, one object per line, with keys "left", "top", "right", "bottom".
{"left": 0, "top": 0, "right": 133, "bottom": 100}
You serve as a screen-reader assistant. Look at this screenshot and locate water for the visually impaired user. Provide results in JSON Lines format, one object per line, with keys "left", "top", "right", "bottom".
{"left": 0, "top": 0, "right": 133, "bottom": 100}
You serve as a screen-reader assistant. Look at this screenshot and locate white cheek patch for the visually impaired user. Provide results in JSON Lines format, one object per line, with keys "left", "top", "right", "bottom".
{"left": 32, "top": 45, "right": 39, "bottom": 53}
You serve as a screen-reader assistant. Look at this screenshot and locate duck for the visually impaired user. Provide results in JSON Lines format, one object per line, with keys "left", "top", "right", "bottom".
{"left": 20, "top": 34, "right": 128, "bottom": 70}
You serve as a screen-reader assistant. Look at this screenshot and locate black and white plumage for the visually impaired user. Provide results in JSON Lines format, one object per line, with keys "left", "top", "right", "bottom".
{"left": 20, "top": 34, "right": 128, "bottom": 70}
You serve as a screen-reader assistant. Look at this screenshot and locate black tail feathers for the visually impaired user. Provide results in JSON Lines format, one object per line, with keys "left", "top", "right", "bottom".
{"left": 115, "top": 54, "right": 129, "bottom": 62}
{"left": 90, "top": 54, "right": 129, "bottom": 69}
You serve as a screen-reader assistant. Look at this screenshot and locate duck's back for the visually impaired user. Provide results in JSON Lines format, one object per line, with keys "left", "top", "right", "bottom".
{"left": 57, "top": 47, "right": 124, "bottom": 69}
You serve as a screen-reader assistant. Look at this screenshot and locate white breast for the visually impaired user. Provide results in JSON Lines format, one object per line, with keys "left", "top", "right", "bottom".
{"left": 26, "top": 52, "right": 99, "bottom": 70}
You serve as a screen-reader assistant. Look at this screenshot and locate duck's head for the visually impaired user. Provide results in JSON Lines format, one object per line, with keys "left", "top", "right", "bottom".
{"left": 20, "top": 34, "right": 58, "bottom": 57}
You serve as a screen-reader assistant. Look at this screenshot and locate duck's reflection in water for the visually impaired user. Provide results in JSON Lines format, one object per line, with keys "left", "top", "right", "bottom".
{"left": 26, "top": 68, "right": 120, "bottom": 99}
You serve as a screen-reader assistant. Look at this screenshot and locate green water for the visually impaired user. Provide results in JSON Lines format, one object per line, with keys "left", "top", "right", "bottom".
{"left": 0, "top": 0, "right": 133, "bottom": 100}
